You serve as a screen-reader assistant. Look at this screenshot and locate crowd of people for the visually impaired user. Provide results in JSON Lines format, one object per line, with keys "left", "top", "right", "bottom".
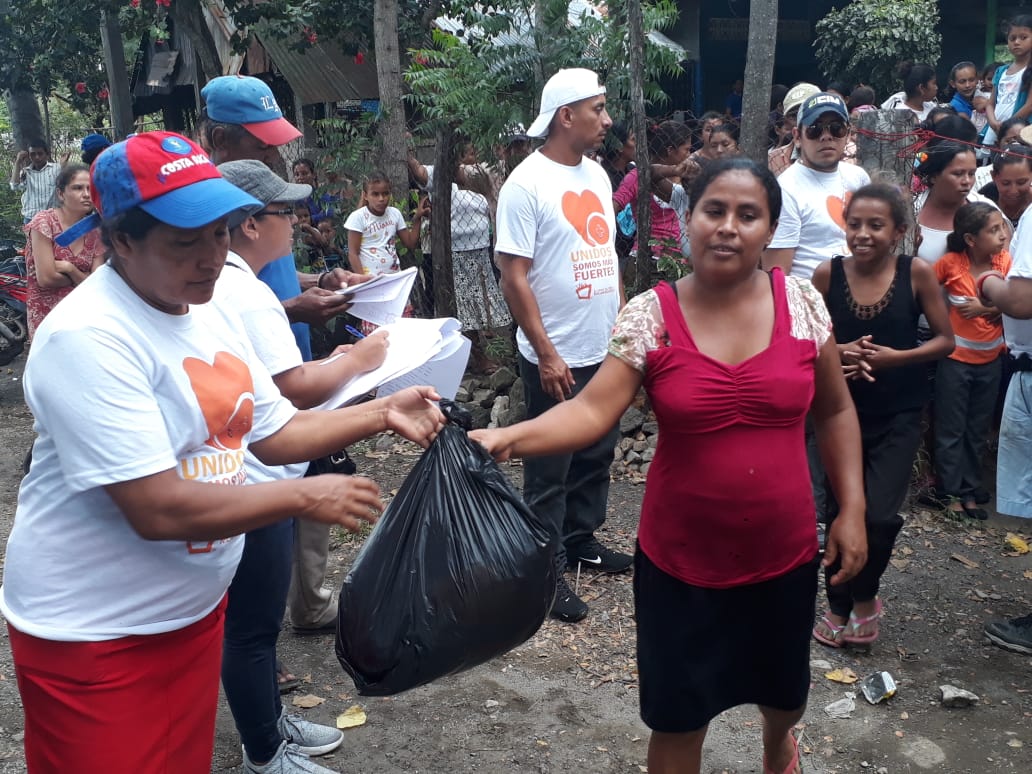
{"left": 4, "top": 19, "right": 1032, "bottom": 771}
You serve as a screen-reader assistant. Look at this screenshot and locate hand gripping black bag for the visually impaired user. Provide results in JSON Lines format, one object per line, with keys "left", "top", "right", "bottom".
{"left": 335, "top": 401, "right": 556, "bottom": 696}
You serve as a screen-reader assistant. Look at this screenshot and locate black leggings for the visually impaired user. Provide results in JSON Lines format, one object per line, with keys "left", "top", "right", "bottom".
{"left": 823, "top": 409, "right": 922, "bottom": 618}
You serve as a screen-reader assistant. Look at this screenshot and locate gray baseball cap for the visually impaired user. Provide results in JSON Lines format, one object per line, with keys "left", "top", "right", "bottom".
{"left": 216, "top": 159, "right": 311, "bottom": 205}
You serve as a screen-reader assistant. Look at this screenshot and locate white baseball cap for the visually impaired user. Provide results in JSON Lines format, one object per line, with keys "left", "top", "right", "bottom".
{"left": 526, "top": 68, "right": 607, "bottom": 138}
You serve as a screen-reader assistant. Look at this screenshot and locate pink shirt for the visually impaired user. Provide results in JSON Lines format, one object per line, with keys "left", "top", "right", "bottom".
{"left": 612, "top": 171, "right": 682, "bottom": 259}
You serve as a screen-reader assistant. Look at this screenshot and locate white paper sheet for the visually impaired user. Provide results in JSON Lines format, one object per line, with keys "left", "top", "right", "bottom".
{"left": 312, "top": 317, "right": 464, "bottom": 410}
{"left": 377, "top": 330, "right": 472, "bottom": 401}
{"left": 336, "top": 268, "right": 417, "bottom": 327}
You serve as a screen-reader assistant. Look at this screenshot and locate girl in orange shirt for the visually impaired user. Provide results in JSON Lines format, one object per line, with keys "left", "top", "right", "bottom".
{"left": 934, "top": 203, "right": 1012, "bottom": 519}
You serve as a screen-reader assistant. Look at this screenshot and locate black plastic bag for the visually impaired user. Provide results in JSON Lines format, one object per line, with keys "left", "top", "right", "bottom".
{"left": 335, "top": 401, "right": 556, "bottom": 696}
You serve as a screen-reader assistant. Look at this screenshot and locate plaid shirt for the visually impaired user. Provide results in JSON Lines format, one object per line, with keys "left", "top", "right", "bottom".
{"left": 10, "top": 161, "right": 60, "bottom": 220}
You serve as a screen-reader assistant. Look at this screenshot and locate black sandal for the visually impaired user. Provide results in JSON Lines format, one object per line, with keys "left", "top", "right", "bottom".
{"left": 276, "top": 659, "right": 300, "bottom": 694}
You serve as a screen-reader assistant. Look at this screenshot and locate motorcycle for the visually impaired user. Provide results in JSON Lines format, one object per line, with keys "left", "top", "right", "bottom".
{"left": 0, "top": 240, "right": 28, "bottom": 366}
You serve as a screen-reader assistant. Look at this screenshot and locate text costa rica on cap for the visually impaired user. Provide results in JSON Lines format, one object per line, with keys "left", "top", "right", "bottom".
{"left": 55, "top": 131, "right": 261, "bottom": 247}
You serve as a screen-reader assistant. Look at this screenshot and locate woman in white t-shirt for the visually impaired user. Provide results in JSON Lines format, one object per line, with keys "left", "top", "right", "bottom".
{"left": 914, "top": 143, "right": 1003, "bottom": 264}
{"left": 881, "top": 62, "right": 939, "bottom": 121}
{"left": 0, "top": 132, "right": 445, "bottom": 773}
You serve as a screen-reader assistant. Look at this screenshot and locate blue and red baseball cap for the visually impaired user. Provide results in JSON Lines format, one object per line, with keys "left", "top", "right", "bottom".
{"left": 55, "top": 131, "right": 261, "bottom": 247}
{"left": 201, "top": 75, "right": 302, "bottom": 146}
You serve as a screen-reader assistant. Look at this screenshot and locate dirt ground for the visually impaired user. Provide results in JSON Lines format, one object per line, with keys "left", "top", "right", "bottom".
{"left": 0, "top": 351, "right": 1029, "bottom": 773}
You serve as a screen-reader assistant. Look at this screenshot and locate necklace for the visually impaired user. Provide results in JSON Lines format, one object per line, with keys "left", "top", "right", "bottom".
{"left": 843, "top": 260, "right": 899, "bottom": 321}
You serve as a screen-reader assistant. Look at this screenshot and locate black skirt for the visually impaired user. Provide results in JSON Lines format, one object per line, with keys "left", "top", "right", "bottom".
{"left": 634, "top": 545, "right": 819, "bottom": 733}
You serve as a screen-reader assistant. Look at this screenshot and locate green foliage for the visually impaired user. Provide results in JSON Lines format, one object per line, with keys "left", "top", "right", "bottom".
{"left": 0, "top": 96, "right": 90, "bottom": 238}
{"left": 222, "top": 0, "right": 434, "bottom": 56}
{"left": 405, "top": 0, "right": 682, "bottom": 160}
{"left": 814, "top": 0, "right": 941, "bottom": 98}
{"left": 0, "top": 0, "right": 149, "bottom": 125}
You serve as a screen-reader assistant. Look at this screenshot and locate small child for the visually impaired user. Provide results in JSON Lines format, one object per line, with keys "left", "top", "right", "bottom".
{"left": 934, "top": 202, "right": 1012, "bottom": 520}
{"left": 972, "top": 94, "right": 990, "bottom": 136}
{"left": 985, "top": 16, "right": 1032, "bottom": 147}
{"left": 343, "top": 172, "right": 427, "bottom": 275}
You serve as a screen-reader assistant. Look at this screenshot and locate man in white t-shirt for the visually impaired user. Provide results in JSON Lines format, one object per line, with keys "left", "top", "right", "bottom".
{"left": 764, "top": 92, "right": 871, "bottom": 280}
{"left": 764, "top": 92, "right": 870, "bottom": 525}
{"left": 496, "top": 68, "right": 629, "bottom": 623}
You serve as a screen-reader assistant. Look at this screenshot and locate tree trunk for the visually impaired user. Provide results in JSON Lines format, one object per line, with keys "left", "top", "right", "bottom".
{"left": 373, "top": 0, "right": 408, "bottom": 200}
{"left": 169, "top": 0, "right": 225, "bottom": 81}
{"left": 430, "top": 127, "right": 456, "bottom": 319}
{"left": 740, "top": 0, "right": 778, "bottom": 164}
{"left": 5, "top": 87, "right": 44, "bottom": 152}
{"left": 99, "top": 11, "right": 135, "bottom": 140}
{"left": 627, "top": 0, "right": 652, "bottom": 298}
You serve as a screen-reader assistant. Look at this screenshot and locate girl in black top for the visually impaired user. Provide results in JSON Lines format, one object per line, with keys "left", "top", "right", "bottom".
{"left": 811, "top": 184, "right": 954, "bottom": 648}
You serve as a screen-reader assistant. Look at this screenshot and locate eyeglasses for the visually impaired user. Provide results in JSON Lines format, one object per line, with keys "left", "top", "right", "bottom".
{"left": 253, "top": 207, "right": 295, "bottom": 219}
{"left": 804, "top": 121, "right": 849, "bottom": 140}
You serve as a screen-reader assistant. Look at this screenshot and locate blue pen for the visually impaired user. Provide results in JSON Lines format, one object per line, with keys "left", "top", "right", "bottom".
{"left": 343, "top": 324, "right": 365, "bottom": 340}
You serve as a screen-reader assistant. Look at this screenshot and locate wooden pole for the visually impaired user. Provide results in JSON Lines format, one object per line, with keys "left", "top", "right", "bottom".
{"left": 740, "top": 0, "right": 778, "bottom": 164}
{"left": 627, "top": 0, "right": 652, "bottom": 298}
{"left": 99, "top": 11, "right": 134, "bottom": 140}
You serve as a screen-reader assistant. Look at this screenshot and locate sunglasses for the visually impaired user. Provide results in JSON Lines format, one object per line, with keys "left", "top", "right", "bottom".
{"left": 253, "top": 207, "right": 296, "bottom": 219}
{"left": 804, "top": 121, "right": 849, "bottom": 140}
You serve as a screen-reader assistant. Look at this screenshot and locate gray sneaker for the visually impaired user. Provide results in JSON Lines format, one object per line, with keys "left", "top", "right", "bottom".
{"left": 242, "top": 741, "right": 340, "bottom": 773}
{"left": 277, "top": 710, "right": 344, "bottom": 756}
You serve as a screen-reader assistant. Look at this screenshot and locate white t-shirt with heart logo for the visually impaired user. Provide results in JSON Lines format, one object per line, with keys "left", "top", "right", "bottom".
{"left": 0, "top": 264, "right": 296, "bottom": 641}
{"left": 495, "top": 150, "right": 620, "bottom": 367}
{"left": 770, "top": 162, "right": 871, "bottom": 280}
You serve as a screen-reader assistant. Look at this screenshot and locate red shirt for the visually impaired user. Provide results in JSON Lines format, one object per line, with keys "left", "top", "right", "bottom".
{"left": 638, "top": 272, "right": 820, "bottom": 588}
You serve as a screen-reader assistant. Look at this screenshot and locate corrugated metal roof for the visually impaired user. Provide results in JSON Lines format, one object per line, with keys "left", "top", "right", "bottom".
{"left": 435, "top": 1, "right": 690, "bottom": 58}
{"left": 256, "top": 31, "right": 379, "bottom": 105}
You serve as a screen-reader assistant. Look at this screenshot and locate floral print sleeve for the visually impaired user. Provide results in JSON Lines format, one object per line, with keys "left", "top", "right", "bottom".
{"left": 786, "top": 276, "right": 832, "bottom": 348}
{"left": 608, "top": 289, "right": 665, "bottom": 373}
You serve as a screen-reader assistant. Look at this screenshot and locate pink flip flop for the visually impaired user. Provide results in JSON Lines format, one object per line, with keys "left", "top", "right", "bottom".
{"left": 842, "top": 599, "right": 883, "bottom": 645}
{"left": 763, "top": 731, "right": 801, "bottom": 774}
{"left": 812, "top": 612, "right": 846, "bottom": 648}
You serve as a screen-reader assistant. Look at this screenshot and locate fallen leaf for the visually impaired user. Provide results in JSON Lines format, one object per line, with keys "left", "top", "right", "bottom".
{"left": 890, "top": 558, "right": 909, "bottom": 571}
{"left": 1006, "top": 738, "right": 1023, "bottom": 748}
{"left": 951, "top": 553, "right": 980, "bottom": 569}
{"left": 291, "top": 694, "right": 326, "bottom": 709}
{"left": 336, "top": 704, "right": 367, "bottom": 729}
{"left": 900, "top": 546, "right": 914, "bottom": 556}
{"left": 1024, "top": 570, "right": 1032, "bottom": 580}
{"left": 901, "top": 711, "right": 910, "bottom": 720}
{"left": 1005, "top": 533, "right": 1030, "bottom": 555}
{"left": 825, "top": 668, "right": 859, "bottom": 685}
{"left": 895, "top": 730, "right": 905, "bottom": 738}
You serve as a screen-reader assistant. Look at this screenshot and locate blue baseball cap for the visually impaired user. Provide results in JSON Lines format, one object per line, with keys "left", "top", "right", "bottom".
{"left": 201, "top": 75, "right": 302, "bottom": 146}
{"left": 56, "top": 131, "right": 261, "bottom": 247}
{"left": 797, "top": 92, "right": 849, "bottom": 128}
{"left": 81, "top": 133, "right": 111, "bottom": 154}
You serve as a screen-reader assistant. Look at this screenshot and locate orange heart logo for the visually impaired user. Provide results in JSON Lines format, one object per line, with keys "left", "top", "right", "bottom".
{"left": 826, "top": 191, "right": 853, "bottom": 231}
{"left": 183, "top": 352, "right": 256, "bottom": 451}
{"left": 562, "top": 190, "right": 610, "bottom": 246}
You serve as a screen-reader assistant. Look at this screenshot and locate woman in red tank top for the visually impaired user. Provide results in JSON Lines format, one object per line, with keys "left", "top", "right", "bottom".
{"left": 472, "top": 159, "right": 867, "bottom": 774}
